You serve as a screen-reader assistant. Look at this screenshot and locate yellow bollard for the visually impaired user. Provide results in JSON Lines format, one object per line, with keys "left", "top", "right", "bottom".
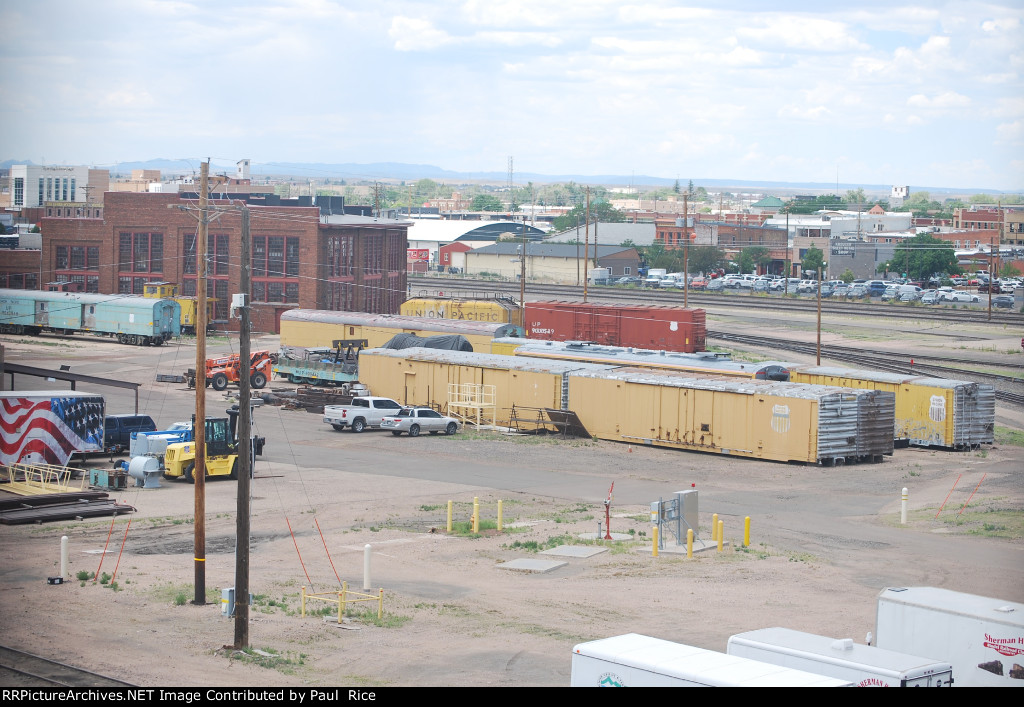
{"left": 686, "top": 529, "right": 693, "bottom": 559}
{"left": 717, "top": 520, "right": 724, "bottom": 552}
{"left": 744, "top": 516, "right": 751, "bottom": 547}
{"left": 652, "top": 526, "right": 659, "bottom": 557}
{"left": 447, "top": 500, "right": 453, "bottom": 533}
{"left": 712, "top": 513, "right": 719, "bottom": 541}
{"left": 498, "top": 500, "right": 503, "bottom": 532}
{"left": 301, "top": 586, "right": 307, "bottom": 617}
{"left": 473, "top": 497, "right": 479, "bottom": 534}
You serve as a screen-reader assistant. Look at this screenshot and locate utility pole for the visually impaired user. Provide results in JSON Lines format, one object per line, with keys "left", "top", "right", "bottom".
{"left": 234, "top": 204, "right": 253, "bottom": 648}
{"left": 816, "top": 265, "right": 823, "bottom": 365}
{"left": 683, "top": 195, "right": 689, "bottom": 308}
{"left": 519, "top": 219, "right": 526, "bottom": 325}
{"left": 583, "top": 187, "right": 590, "bottom": 302}
{"left": 194, "top": 161, "right": 209, "bottom": 606}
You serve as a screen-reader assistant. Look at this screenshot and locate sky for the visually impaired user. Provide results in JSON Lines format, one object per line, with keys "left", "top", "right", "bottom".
{"left": 2, "top": 0, "right": 1022, "bottom": 191}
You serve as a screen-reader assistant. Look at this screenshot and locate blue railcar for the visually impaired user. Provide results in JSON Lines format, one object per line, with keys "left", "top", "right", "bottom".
{"left": 0, "top": 289, "right": 180, "bottom": 345}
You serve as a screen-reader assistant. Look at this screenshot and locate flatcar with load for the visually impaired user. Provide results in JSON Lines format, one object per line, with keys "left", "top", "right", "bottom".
{"left": 0, "top": 289, "right": 180, "bottom": 345}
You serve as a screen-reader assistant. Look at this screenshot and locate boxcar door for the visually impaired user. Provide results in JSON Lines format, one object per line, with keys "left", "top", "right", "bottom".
{"left": 35, "top": 301, "right": 49, "bottom": 327}
{"left": 83, "top": 304, "right": 96, "bottom": 330}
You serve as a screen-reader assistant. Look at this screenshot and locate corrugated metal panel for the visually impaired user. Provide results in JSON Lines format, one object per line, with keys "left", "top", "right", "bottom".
{"left": 855, "top": 390, "right": 896, "bottom": 459}
{"left": 815, "top": 392, "right": 860, "bottom": 462}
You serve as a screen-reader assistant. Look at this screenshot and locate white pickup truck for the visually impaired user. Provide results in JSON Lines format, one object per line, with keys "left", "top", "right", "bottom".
{"left": 323, "top": 396, "right": 402, "bottom": 433}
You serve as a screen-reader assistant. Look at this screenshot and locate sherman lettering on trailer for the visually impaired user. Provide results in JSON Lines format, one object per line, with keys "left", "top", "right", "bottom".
{"left": 0, "top": 392, "right": 105, "bottom": 466}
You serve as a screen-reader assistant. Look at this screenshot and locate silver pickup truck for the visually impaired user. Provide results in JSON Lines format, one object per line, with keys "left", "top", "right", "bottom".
{"left": 323, "top": 396, "right": 402, "bottom": 433}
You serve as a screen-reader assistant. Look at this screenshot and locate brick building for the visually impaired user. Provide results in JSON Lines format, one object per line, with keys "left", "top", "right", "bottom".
{"left": 30, "top": 192, "right": 408, "bottom": 334}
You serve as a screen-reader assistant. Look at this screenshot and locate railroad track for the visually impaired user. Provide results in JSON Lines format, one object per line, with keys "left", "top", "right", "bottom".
{"left": 706, "top": 331, "right": 1024, "bottom": 408}
{"left": 0, "top": 645, "right": 135, "bottom": 688}
{"left": 408, "top": 277, "right": 1024, "bottom": 325}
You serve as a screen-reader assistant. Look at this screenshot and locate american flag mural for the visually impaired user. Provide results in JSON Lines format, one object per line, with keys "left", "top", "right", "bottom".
{"left": 0, "top": 395, "right": 104, "bottom": 466}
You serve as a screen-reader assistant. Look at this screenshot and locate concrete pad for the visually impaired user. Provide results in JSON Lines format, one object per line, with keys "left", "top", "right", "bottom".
{"left": 632, "top": 540, "right": 728, "bottom": 556}
{"left": 540, "top": 545, "right": 608, "bottom": 558}
{"left": 577, "top": 532, "right": 633, "bottom": 541}
{"left": 496, "top": 558, "right": 568, "bottom": 573}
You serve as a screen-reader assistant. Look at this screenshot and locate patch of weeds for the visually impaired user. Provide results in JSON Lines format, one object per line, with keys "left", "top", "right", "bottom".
{"left": 108, "top": 581, "right": 122, "bottom": 592}
{"left": 174, "top": 593, "right": 187, "bottom": 606}
{"left": 346, "top": 608, "right": 410, "bottom": 628}
{"left": 413, "top": 602, "right": 436, "bottom": 609}
{"left": 419, "top": 504, "right": 445, "bottom": 512}
{"left": 787, "top": 552, "right": 817, "bottom": 564}
{"left": 449, "top": 519, "right": 498, "bottom": 537}
{"left": 505, "top": 539, "right": 540, "bottom": 552}
{"left": 229, "top": 648, "right": 307, "bottom": 675}
{"left": 99, "top": 572, "right": 112, "bottom": 585}
{"left": 735, "top": 545, "right": 771, "bottom": 560}
{"left": 76, "top": 570, "right": 93, "bottom": 581}
{"left": 995, "top": 427, "right": 1024, "bottom": 447}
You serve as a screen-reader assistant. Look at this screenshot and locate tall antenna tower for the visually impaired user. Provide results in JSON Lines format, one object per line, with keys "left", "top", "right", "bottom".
{"left": 507, "top": 156, "right": 514, "bottom": 191}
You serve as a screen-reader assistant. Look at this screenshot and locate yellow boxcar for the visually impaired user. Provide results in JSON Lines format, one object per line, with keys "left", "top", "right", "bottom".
{"left": 400, "top": 298, "right": 523, "bottom": 328}
{"left": 280, "top": 309, "right": 524, "bottom": 351}
{"left": 358, "top": 347, "right": 613, "bottom": 419}
{"left": 567, "top": 368, "right": 892, "bottom": 464}
{"left": 788, "top": 366, "right": 994, "bottom": 449}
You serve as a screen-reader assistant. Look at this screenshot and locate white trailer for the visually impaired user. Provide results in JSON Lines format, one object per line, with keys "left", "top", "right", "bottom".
{"left": 727, "top": 627, "right": 953, "bottom": 687}
{"left": 875, "top": 587, "right": 1024, "bottom": 687}
{"left": 570, "top": 634, "right": 852, "bottom": 687}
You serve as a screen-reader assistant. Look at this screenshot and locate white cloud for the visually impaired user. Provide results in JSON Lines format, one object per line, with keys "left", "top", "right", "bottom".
{"left": 737, "top": 16, "right": 868, "bottom": 52}
{"left": 906, "top": 92, "right": 971, "bottom": 109}
{"left": 389, "top": 16, "right": 453, "bottom": 51}
{"left": 996, "top": 121, "right": 1023, "bottom": 144}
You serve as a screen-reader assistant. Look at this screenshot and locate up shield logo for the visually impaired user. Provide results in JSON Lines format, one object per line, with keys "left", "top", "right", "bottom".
{"left": 771, "top": 404, "right": 791, "bottom": 433}
{"left": 928, "top": 395, "right": 946, "bottom": 422}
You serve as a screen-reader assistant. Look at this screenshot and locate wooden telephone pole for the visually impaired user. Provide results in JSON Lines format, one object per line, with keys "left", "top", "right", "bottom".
{"left": 234, "top": 205, "right": 253, "bottom": 648}
{"left": 193, "top": 161, "right": 209, "bottom": 606}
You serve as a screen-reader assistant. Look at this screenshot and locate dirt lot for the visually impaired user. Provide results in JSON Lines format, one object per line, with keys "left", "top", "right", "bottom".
{"left": 0, "top": 326, "right": 1022, "bottom": 687}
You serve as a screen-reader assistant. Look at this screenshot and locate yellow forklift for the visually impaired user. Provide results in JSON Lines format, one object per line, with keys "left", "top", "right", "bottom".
{"left": 162, "top": 407, "right": 265, "bottom": 483}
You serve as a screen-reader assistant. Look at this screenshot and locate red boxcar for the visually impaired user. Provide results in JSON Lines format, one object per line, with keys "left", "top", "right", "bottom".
{"left": 525, "top": 301, "right": 706, "bottom": 353}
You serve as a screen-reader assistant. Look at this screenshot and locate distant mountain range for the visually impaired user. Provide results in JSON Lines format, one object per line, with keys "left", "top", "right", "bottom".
{"left": 2, "top": 158, "right": 1014, "bottom": 196}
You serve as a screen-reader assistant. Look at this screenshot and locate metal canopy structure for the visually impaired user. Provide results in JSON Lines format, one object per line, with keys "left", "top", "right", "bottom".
{"left": 1, "top": 362, "right": 141, "bottom": 413}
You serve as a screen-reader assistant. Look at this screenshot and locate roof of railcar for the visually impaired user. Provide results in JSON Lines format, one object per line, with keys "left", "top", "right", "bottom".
{"left": 280, "top": 309, "right": 514, "bottom": 336}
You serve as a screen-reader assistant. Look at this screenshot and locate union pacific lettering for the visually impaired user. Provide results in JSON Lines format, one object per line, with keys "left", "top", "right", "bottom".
{"left": 983, "top": 633, "right": 1024, "bottom": 657}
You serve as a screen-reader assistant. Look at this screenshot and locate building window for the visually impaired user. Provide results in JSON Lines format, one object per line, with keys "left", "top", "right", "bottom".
{"left": 38, "top": 178, "right": 44, "bottom": 205}
{"left": 119, "top": 232, "right": 164, "bottom": 276}
{"left": 13, "top": 177, "right": 23, "bottom": 206}
{"left": 252, "top": 235, "right": 299, "bottom": 304}
{"left": 70, "top": 178, "right": 76, "bottom": 202}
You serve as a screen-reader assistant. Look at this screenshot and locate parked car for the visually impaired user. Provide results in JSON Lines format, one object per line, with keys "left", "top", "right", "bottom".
{"left": 104, "top": 414, "right": 157, "bottom": 454}
{"left": 920, "top": 290, "right": 940, "bottom": 304}
{"left": 690, "top": 277, "right": 708, "bottom": 290}
{"left": 846, "top": 284, "right": 869, "bottom": 299}
{"left": 380, "top": 407, "right": 461, "bottom": 437}
{"left": 943, "top": 291, "right": 980, "bottom": 303}
{"left": 752, "top": 279, "right": 770, "bottom": 293}
{"left": 706, "top": 278, "right": 726, "bottom": 291}
{"left": 796, "top": 280, "right": 818, "bottom": 294}
{"left": 992, "top": 295, "right": 1015, "bottom": 309}
{"left": 831, "top": 284, "right": 850, "bottom": 298}
{"left": 615, "top": 276, "right": 642, "bottom": 286}
{"left": 898, "top": 291, "right": 922, "bottom": 302}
